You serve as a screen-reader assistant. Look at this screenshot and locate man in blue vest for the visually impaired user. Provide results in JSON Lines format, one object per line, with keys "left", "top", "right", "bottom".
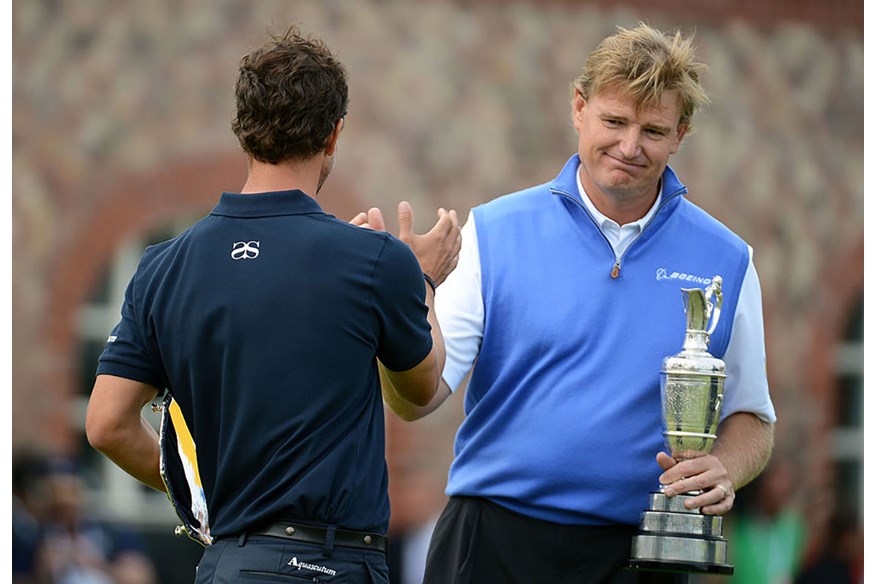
{"left": 383, "top": 23, "right": 776, "bottom": 583}
{"left": 85, "top": 27, "right": 460, "bottom": 583}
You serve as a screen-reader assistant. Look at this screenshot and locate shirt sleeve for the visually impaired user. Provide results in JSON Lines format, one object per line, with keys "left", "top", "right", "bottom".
{"left": 96, "top": 273, "right": 166, "bottom": 389}
{"left": 372, "top": 237, "right": 434, "bottom": 372}
{"left": 719, "top": 246, "right": 777, "bottom": 424}
{"left": 435, "top": 213, "right": 484, "bottom": 392}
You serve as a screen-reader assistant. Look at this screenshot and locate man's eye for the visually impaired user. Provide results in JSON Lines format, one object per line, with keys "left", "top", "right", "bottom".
{"left": 604, "top": 119, "right": 622, "bottom": 126}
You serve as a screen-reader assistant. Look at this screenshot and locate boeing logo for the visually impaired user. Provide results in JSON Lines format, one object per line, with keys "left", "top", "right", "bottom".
{"left": 231, "top": 241, "right": 260, "bottom": 260}
{"left": 656, "top": 268, "right": 713, "bottom": 285}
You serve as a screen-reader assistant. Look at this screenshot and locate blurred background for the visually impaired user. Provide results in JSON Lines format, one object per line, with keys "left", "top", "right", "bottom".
{"left": 12, "top": 0, "right": 863, "bottom": 583}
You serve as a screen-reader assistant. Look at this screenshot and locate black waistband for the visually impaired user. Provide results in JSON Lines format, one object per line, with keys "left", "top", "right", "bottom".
{"left": 252, "top": 521, "right": 387, "bottom": 553}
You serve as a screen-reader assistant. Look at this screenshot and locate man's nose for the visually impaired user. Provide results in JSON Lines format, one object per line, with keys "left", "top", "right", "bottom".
{"left": 618, "top": 128, "right": 642, "bottom": 159}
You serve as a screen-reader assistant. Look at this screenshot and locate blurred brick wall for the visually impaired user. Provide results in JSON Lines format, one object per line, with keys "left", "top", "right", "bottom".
{"left": 13, "top": 0, "right": 862, "bottom": 539}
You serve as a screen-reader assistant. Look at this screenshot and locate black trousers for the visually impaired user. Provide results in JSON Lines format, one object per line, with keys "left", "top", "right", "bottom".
{"left": 423, "top": 496, "right": 688, "bottom": 584}
{"left": 196, "top": 534, "right": 388, "bottom": 583}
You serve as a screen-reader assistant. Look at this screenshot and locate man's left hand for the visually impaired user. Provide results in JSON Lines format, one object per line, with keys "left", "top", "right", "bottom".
{"left": 656, "top": 451, "right": 735, "bottom": 516}
{"left": 350, "top": 208, "right": 386, "bottom": 231}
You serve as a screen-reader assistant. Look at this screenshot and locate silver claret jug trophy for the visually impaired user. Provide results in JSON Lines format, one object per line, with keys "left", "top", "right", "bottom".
{"left": 628, "top": 275, "right": 734, "bottom": 575}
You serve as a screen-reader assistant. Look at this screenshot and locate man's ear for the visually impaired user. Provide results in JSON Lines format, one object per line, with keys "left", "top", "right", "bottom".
{"left": 571, "top": 91, "right": 586, "bottom": 130}
{"left": 324, "top": 118, "right": 344, "bottom": 156}
{"left": 671, "top": 123, "right": 689, "bottom": 154}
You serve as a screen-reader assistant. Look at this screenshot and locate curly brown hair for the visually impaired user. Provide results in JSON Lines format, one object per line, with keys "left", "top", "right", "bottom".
{"left": 572, "top": 23, "right": 709, "bottom": 128}
{"left": 232, "top": 27, "right": 349, "bottom": 164}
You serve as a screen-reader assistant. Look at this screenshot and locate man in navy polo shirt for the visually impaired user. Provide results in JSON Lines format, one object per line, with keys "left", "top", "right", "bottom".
{"left": 85, "top": 26, "right": 461, "bottom": 583}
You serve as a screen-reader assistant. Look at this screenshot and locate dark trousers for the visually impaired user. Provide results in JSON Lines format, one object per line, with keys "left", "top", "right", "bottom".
{"left": 423, "top": 496, "right": 688, "bottom": 584}
{"left": 196, "top": 534, "right": 388, "bottom": 583}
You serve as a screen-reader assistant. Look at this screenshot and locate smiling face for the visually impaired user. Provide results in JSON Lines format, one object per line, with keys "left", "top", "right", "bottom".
{"left": 572, "top": 86, "right": 688, "bottom": 219}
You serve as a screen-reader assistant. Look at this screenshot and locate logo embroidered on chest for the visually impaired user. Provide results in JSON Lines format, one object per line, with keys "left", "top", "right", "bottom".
{"left": 231, "top": 241, "right": 260, "bottom": 260}
{"left": 656, "top": 267, "right": 712, "bottom": 285}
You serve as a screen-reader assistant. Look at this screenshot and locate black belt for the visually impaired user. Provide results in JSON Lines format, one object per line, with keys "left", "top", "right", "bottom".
{"left": 253, "top": 521, "right": 387, "bottom": 553}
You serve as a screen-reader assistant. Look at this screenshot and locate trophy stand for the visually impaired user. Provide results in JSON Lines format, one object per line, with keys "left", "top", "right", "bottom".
{"left": 628, "top": 490, "right": 732, "bottom": 574}
{"left": 628, "top": 276, "right": 734, "bottom": 575}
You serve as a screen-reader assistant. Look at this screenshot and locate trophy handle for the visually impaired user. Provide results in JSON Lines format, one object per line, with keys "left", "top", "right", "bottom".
{"left": 704, "top": 276, "right": 723, "bottom": 336}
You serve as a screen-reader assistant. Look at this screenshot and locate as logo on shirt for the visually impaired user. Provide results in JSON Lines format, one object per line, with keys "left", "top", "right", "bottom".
{"left": 231, "top": 241, "right": 260, "bottom": 260}
{"left": 656, "top": 267, "right": 713, "bottom": 286}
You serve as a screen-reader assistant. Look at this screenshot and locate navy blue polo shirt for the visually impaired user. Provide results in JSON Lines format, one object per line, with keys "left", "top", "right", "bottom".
{"left": 96, "top": 190, "right": 432, "bottom": 538}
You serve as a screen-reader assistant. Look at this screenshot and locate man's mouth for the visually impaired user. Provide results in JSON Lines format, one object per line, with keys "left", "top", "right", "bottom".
{"left": 605, "top": 153, "right": 643, "bottom": 170}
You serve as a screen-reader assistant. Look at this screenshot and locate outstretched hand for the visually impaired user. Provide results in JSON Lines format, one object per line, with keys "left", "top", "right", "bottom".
{"left": 351, "top": 202, "right": 461, "bottom": 287}
{"left": 396, "top": 202, "right": 460, "bottom": 286}
{"left": 656, "top": 452, "right": 735, "bottom": 516}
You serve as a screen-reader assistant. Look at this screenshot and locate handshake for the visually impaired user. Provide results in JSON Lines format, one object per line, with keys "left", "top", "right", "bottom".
{"left": 351, "top": 202, "right": 462, "bottom": 290}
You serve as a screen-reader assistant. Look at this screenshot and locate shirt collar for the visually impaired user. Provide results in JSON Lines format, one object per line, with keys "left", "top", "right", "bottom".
{"left": 211, "top": 189, "right": 324, "bottom": 218}
{"left": 575, "top": 163, "right": 662, "bottom": 232}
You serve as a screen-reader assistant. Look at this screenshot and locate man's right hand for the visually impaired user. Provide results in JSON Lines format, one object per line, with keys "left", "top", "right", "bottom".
{"left": 352, "top": 202, "right": 462, "bottom": 286}
{"left": 397, "top": 202, "right": 461, "bottom": 286}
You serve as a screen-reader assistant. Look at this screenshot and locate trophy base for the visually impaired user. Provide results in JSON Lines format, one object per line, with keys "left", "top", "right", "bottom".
{"left": 627, "top": 558, "right": 734, "bottom": 575}
{"left": 627, "top": 492, "right": 734, "bottom": 576}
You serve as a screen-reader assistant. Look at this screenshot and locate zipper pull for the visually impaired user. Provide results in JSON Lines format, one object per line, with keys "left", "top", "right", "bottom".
{"left": 611, "top": 259, "right": 620, "bottom": 279}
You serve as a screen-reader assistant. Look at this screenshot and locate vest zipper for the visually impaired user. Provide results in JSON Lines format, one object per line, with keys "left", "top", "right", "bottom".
{"left": 554, "top": 185, "right": 687, "bottom": 279}
{"left": 555, "top": 192, "right": 617, "bottom": 276}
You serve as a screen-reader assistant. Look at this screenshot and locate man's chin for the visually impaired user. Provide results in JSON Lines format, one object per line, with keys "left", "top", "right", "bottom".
{"left": 605, "top": 168, "right": 659, "bottom": 192}
{"left": 599, "top": 180, "right": 646, "bottom": 201}
{"left": 602, "top": 166, "right": 639, "bottom": 182}
{"left": 599, "top": 174, "right": 635, "bottom": 191}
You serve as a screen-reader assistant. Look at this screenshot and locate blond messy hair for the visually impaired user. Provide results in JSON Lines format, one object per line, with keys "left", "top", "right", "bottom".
{"left": 572, "top": 23, "right": 710, "bottom": 127}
